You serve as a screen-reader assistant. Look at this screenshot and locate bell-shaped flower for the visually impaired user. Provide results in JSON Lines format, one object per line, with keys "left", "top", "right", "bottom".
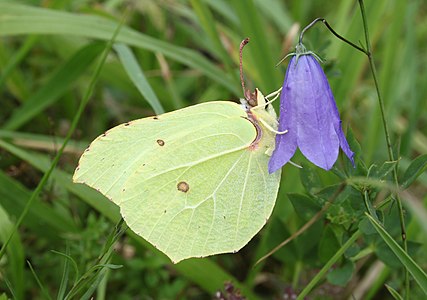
{"left": 269, "top": 44, "right": 354, "bottom": 173}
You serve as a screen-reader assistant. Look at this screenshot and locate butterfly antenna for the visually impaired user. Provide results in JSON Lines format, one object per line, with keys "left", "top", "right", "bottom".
{"left": 239, "top": 38, "right": 250, "bottom": 100}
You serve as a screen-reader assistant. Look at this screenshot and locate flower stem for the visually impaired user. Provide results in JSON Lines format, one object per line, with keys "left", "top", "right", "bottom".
{"left": 300, "top": 4, "right": 410, "bottom": 298}
{"left": 299, "top": 17, "right": 366, "bottom": 54}
{"left": 358, "top": 0, "right": 409, "bottom": 298}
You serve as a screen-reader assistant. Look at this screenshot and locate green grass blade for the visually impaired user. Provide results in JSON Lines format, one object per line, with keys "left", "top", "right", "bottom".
{"left": 64, "top": 220, "right": 124, "bottom": 300}
{"left": 253, "top": 0, "right": 293, "bottom": 34}
{"left": 78, "top": 268, "right": 109, "bottom": 300}
{"left": 3, "top": 277, "right": 17, "bottom": 300}
{"left": 204, "top": 0, "right": 238, "bottom": 25}
{"left": 0, "top": 2, "right": 239, "bottom": 94}
{"left": 0, "top": 129, "right": 87, "bottom": 154}
{"left": 0, "top": 140, "right": 121, "bottom": 220}
{"left": 0, "top": 169, "right": 77, "bottom": 238}
{"left": 399, "top": 1, "right": 422, "bottom": 156}
{"left": 0, "top": 205, "right": 24, "bottom": 300}
{"left": 52, "top": 248, "right": 79, "bottom": 288}
{"left": 0, "top": 7, "right": 126, "bottom": 261}
{"left": 366, "top": 213, "right": 427, "bottom": 295}
{"left": 27, "top": 260, "right": 53, "bottom": 300}
{"left": 3, "top": 42, "right": 104, "bottom": 130}
{"left": 401, "top": 154, "right": 427, "bottom": 189}
{"left": 95, "top": 268, "right": 109, "bottom": 300}
{"left": 114, "top": 43, "right": 164, "bottom": 114}
{"left": 0, "top": 36, "right": 30, "bottom": 101}
{"left": 0, "top": 34, "right": 38, "bottom": 92}
{"left": 386, "top": 284, "right": 404, "bottom": 300}
{"left": 57, "top": 251, "right": 70, "bottom": 300}
{"left": 190, "top": 0, "right": 236, "bottom": 80}
{"left": 230, "top": 0, "right": 280, "bottom": 92}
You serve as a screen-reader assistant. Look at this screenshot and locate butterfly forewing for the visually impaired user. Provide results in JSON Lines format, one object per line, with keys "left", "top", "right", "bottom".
{"left": 73, "top": 100, "right": 281, "bottom": 263}
{"left": 73, "top": 102, "right": 253, "bottom": 205}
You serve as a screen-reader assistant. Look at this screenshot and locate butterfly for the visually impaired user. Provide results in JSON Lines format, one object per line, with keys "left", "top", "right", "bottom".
{"left": 73, "top": 39, "right": 285, "bottom": 263}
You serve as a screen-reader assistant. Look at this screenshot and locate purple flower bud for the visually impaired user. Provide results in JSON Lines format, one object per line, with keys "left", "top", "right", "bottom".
{"left": 269, "top": 46, "right": 354, "bottom": 173}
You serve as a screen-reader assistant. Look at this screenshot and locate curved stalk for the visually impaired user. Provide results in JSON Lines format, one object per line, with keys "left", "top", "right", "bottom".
{"left": 358, "top": 1, "right": 409, "bottom": 298}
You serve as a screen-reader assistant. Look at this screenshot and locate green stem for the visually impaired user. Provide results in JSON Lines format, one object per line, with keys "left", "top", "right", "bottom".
{"left": 299, "top": 18, "right": 366, "bottom": 54}
{"left": 358, "top": 0, "right": 409, "bottom": 298}
{"left": 296, "top": 230, "right": 362, "bottom": 300}
{"left": 0, "top": 11, "right": 128, "bottom": 260}
{"left": 362, "top": 189, "right": 375, "bottom": 217}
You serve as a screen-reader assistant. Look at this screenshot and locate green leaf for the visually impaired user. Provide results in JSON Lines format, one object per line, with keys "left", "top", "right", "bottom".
{"left": 318, "top": 226, "right": 340, "bottom": 263}
{"left": 326, "top": 260, "right": 354, "bottom": 286}
{"left": 401, "top": 154, "right": 427, "bottom": 188}
{"left": 366, "top": 213, "right": 427, "bottom": 295}
{"left": 299, "top": 164, "right": 323, "bottom": 194}
{"left": 369, "top": 160, "right": 397, "bottom": 180}
{"left": 262, "top": 217, "right": 297, "bottom": 263}
{"left": 344, "top": 128, "right": 363, "bottom": 174}
{"left": 326, "top": 200, "right": 361, "bottom": 228}
{"left": 114, "top": 43, "right": 164, "bottom": 115}
{"left": 375, "top": 240, "right": 402, "bottom": 269}
{"left": 288, "top": 193, "right": 322, "bottom": 222}
{"left": 359, "top": 216, "right": 377, "bottom": 235}
{"left": 404, "top": 193, "right": 427, "bottom": 236}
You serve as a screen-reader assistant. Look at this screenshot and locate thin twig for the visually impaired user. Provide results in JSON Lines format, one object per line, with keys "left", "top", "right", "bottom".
{"left": 255, "top": 184, "right": 346, "bottom": 265}
{"left": 299, "top": 17, "right": 367, "bottom": 54}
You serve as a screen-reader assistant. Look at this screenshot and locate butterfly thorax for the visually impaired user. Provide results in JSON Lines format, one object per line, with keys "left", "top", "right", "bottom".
{"left": 243, "top": 89, "right": 279, "bottom": 156}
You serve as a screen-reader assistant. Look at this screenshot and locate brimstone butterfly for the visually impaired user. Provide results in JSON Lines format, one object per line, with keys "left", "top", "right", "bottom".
{"left": 73, "top": 39, "right": 284, "bottom": 263}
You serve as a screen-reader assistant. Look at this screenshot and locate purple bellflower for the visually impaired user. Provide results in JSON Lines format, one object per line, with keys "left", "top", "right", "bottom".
{"left": 269, "top": 44, "right": 354, "bottom": 173}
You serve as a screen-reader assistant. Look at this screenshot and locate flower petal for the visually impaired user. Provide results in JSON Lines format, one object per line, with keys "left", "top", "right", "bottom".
{"left": 293, "top": 55, "right": 339, "bottom": 170}
{"left": 323, "top": 73, "right": 355, "bottom": 166}
{"left": 268, "top": 128, "right": 297, "bottom": 174}
{"left": 268, "top": 58, "right": 298, "bottom": 174}
{"left": 335, "top": 121, "right": 355, "bottom": 165}
{"left": 269, "top": 50, "right": 354, "bottom": 172}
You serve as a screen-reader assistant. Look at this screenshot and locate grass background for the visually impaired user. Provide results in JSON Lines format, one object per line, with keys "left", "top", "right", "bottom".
{"left": 0, "top": 0, "right": 426, "bottom": 299}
